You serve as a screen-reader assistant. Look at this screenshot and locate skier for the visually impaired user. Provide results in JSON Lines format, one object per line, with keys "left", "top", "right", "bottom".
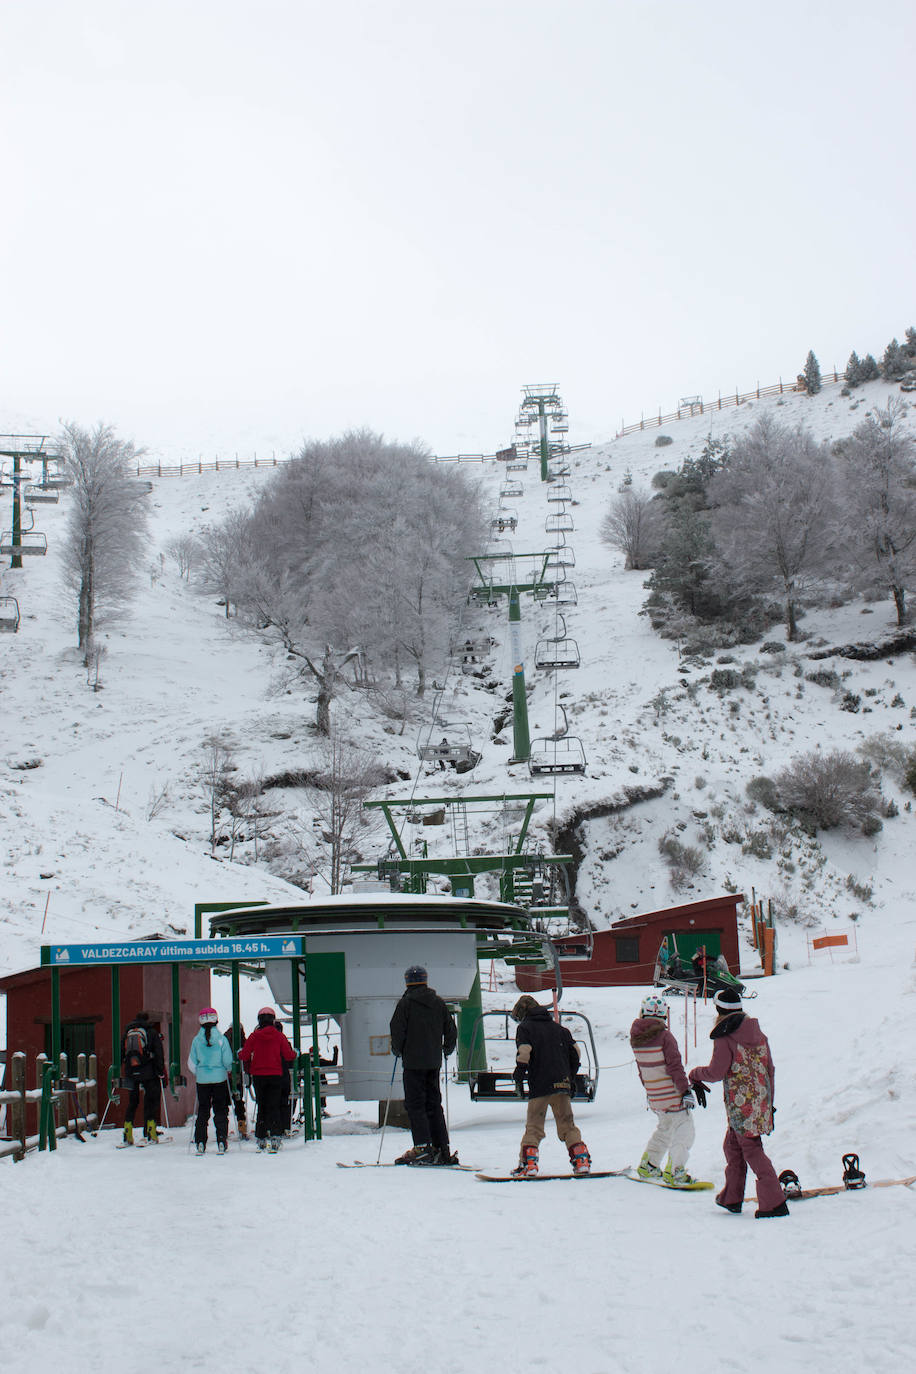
{"left": 689, "top": 987, "right": 789, "bottom": 1218}
{"left": 389, "top": 965, "right": 458, "bottom": 1165}
{"left": 510, "top": 994, "right": 590, "bottom": 1177}
{"left": 120, "top": 1010, "right": 166, "bottom": 1145}
{"left": 630, "top": 993, "right": 698, "bottom": 1186}
{"left": 238, "top": 1007, "right": 296, "bottom": 1153}
{"left": 187, "top": 1007, "right": 234, "bottom": 1154}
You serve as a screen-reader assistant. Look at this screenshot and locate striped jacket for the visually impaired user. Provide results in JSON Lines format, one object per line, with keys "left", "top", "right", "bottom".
{"left": 630, "top": 1016, "right": 690, "bottom": 1113}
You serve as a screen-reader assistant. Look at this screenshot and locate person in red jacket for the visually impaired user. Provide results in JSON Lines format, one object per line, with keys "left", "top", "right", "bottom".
{"left": 689, "top": 987, "right": 788, "bottom": 1218}
{"left": 238, "top": 1007, "right": 296, "bottom": 1153}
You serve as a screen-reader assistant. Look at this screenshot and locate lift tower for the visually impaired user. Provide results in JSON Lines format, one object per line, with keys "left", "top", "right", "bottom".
{"left": 516, "top": 385, "right": 568, "bottom": 483}
{"left": 1, "top": 435, "right": 58, "bottom": 570}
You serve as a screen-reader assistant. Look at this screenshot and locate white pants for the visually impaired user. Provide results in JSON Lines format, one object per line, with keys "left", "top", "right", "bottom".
{"left": 644, "top": 1108, "right": 695, "bottom": 1170}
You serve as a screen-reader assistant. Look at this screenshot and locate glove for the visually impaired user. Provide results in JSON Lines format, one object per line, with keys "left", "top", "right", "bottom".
{"left": 681, "top": 1089, "right": 696, "bottom": 1110}
{"left": 691, "top": 1080, "right": 709, "bottom": 1108}
{"left": 513, "top": 1066, "right": 526, "bottom": 1094}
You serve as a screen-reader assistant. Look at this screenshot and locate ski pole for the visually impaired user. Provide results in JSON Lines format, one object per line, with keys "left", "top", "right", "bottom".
{"left": 443, "top": 1053, "right": 450, "bottom": 1135}
{"left": 376, "top": 1055, "right": 399, "bottom": 1165}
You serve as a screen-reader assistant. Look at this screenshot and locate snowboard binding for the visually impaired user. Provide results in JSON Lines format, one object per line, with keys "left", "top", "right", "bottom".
{"left": 777, "top": 1169, "right": 802, "bottom": 1200}
{"left": 842, "top": 1153, "right": 866, "bottom": 1190}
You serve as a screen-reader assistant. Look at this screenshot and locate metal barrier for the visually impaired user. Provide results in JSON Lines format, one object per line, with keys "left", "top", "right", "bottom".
{"left": 0, "top": 1051, "right": 98, "bottom": 1161}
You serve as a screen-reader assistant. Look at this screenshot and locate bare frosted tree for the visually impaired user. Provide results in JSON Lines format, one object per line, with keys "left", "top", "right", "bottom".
{"left": 600, "top": 486, "right": 660, "bottom": 569}
{"left": 708, "top": 416, "right": 837, "bottom": 640}
{"left": 836, "top": 399, "right": 916, "bottom": 625}
{"left": 197, "top": 509, "right": 252, "bottom": 617}
{"left": 57, "top": 422, "right": 150, "bottom": 656}
{"left": 309, "top": 736, "right": 387, "bottom": 894}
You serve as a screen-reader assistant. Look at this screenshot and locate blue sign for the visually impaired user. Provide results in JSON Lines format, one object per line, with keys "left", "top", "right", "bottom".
{"left": 41, "top": 936, "right": 304, "bottom": 967}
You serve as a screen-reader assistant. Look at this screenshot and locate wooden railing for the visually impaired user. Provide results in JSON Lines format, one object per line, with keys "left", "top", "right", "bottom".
{"left": 615, "top": 370, "right": 848, "bottom": 437}
{"left": 0, "top": 1051, "right": 99, "bottom": 1161}
{"left": 133, "top": 451, "right": 495, "bottom": 479}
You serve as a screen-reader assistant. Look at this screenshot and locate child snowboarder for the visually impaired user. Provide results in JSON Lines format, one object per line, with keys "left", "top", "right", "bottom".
{"left": 689, "top": 987, "right": 788, "bottom": 1218}
{"left": 510, "top": 994, "right": 590, "bottom": 1177}
{"left": 187, "top": 1007, "right": 234, "bottom": 1154}
{"left": 630, "top": 993, "right": 698, "bottom": 1186}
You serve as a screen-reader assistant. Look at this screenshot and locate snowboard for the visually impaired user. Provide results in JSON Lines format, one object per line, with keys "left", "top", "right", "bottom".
{"left": 475, "top": 1169, "right": 630, "bottom": 1183}
{"left": 115, "top": 1136, "right": 174, "bottom": 1148}
{"left": 623, "top": 1169, "right": 713, "bottom": 1191}
{"left": 771, "top": 1174, "right": 916, "bottom": 1201}
{"left": 337, "top": 1160, "right": 477, "bottom": 1171}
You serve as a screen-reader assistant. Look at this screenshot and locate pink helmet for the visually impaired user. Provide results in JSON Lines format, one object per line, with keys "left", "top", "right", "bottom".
{"left": 198, "top": 1007, "right": 219, "bottom": 1026}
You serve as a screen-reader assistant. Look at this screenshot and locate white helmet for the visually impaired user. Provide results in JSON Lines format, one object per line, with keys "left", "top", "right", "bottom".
{"left": 640, "top": 994, "right": 668, "bottom": 1020}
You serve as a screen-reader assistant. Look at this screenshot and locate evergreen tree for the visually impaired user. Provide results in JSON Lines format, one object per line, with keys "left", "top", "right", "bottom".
{"left": 860, "top": 353, "right": 880, "bottom": 382}
{"left": 881, "top": 338, "right": 909, "bottom": 380}
{"left": 803, "top": 350, "right": 822, "bottom": 395}
{"left": 846, "top": 351, "right": 862, "bottom": 387}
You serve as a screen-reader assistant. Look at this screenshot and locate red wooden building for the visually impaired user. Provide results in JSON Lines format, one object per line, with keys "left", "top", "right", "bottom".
{"left": 516, "top": 893, "right": 744, "bottom": 992}
{"left": 0, "top": 961, "right": 209, "bottom": 1131}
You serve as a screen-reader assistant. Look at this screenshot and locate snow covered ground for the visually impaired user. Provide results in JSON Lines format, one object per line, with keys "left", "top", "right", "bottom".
{"left": 1, "top": 378, "right": 915, "bottom": 1373}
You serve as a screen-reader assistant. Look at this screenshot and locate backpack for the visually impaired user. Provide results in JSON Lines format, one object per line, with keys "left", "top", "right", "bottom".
{"left": 124, "top": 1025, "right": 151, "bottom": 1079}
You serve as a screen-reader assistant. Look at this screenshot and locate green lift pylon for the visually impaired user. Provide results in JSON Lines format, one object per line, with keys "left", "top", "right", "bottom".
{"left": 467, "top": 551, "right": 554, "bottom": 763}
{"left": 515, "top": 385, "right": 568, "bottom": 483}
{"left": 1, "top": 435, "right": 58, "bottom": 570}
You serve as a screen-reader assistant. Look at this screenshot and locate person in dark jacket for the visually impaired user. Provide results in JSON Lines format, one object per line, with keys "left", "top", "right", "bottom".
{"left": 238, "top": 1007, "right": 296, "bottom": 1153}
{"left": 511, "top": 994, "right": 590, "bottom": 1176}
{"left": 389, "top": 965, "right": 458, "bottom": 1165}
{"left": 120, "top": 1010, "right": 166, "bottom": 1145}
{"left": 689, "top": 987, "right": 788, "bottom": 1218}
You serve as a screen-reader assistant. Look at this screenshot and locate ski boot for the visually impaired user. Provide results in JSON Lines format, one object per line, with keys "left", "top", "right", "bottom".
{"left": 637, "top": 1151, "right": 662, "bottom": 1180}
{"left": 569, "top": 1142, "right": 591, "bottom": 1176}
{"left": 395, "top": 1144, "right": 436, "bottom": 1165}
{"left": 196, "top": 1141, "right": 206, "bottom": 1155}
{"left": 511, "top": 1146, "right": 539, "bottom": 1177}
{"left": 755, "top": 1201, "right": 790, "bottom": 1218}
{"left": 217, "top": 1138, "right": 228, "bottom": 1155}
{"left": 256, "top": 1138, "right": 267, "bottom": 1151}
{"left": 434, "top": 1147, "right": 460, "bottom": 1166}
{"left": 145, "top": 1120, "right": 158, "bottom": 1143}
{"left": 122, "top": 1122, "right": 134, "bottom": 1146}
{"left": 268, "top": 1135, "right": 281, "bottom": 1153}
{"left": 663, "top": 1162, "right": 696, "bottom": 1187}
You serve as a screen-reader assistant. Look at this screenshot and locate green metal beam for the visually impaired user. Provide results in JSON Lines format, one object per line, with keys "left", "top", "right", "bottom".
{"left": 353, "top": 852, "right": 571, "bottom": 877}
{"left": 364, "top": 792, "right": 554, "bottom": 809}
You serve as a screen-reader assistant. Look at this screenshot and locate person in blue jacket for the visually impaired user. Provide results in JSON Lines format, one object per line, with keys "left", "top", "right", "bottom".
{"left": 187, "top": 1007, "right": 234, "bottom": 1154}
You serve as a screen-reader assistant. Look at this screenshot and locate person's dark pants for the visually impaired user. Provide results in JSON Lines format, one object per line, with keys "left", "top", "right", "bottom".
{"left": 195, "top": 1081, "right": 231, "bottom": 1145}
{"left": 281, "top": 1068, "right": 292, "bottom": 1132}
{"left": 402, "top": 1066, "right": 449, "bottom": 1149}
{"left": 252, "top": 1075, "right": 286, "bottom": 1139}
{"left": 124, "top": 1075, "right": 161, "bottom": 1133}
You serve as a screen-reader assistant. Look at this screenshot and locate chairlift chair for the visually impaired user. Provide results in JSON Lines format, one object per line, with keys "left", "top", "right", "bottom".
{"left": 545, "top": 512, "right": 574, "bottom": 534}
{"left": 546, "top": 546, "right": 575, "bottom": 569}
{"left": 0, "top": 596, "right": 20, "bottom": 632}
{"left": 491, "top": 509, "right": 518, "bottom": 533}
{"left": 467, "top": 1010, "right": 598, "bottom": 1102}
{"left": 534, "top": 638, "right": 581, "bottom": 670}
{"left": 417, "top": 723, "right": 481, "bottom": 774}
{"left": 528, "top": 737, "right": 587, "bottom": 776}
{"left": 500, "top": 481, "right": 524, "bottom": 498}
{"left": 23, "top": 483, "right": 60, "bottom": 505}
{"left": 547, "top": 484, "right": 572, "bottom": 503}
{"left": 0, "top": 531, "right": 47, "bottom": 556}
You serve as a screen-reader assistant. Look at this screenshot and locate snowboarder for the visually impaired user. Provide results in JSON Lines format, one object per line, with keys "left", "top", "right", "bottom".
{"left": 689, "top": 987, "right": 788, "bottom": 1218}
{"left": 389, "top": 965, "right": 458, "bottom": 1165}
{"left": 510, "top": 994, "right": 590, "bottom": 1177}
{"left": 630, "top": 993, "right": 698, "bottom": 1186}
{"left": 120, "top": 1010, "right": 166, "bottom": 1145}
{"left": 238, "top": 1007, "right": 296, "bottom": 1152}
{"left": 187, "top": 1007, "right": 234, "bottom": 1154}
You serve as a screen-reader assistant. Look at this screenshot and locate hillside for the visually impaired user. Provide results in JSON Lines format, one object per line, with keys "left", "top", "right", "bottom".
{"left": 2, "top": 377, "right": 915, "bottom": 975}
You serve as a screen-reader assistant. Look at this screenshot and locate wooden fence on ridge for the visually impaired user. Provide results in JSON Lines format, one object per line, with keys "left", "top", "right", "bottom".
{"left": 615, "top": 369, "right": 848, "bottom": 437}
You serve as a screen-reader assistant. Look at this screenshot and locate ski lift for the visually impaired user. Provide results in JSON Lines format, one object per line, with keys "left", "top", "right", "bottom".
{"left": 417, "top": 724, "right": 481, "bottom": 774}
{"left": 534, "top": 638, "right": 581, "bottom": 670}
{"left": 506, "top": 456, "right": 528, "bottom": 472}
{"left": 23, "top": 483, "right": 59, "bottom": 505}
{"left": 547, "top": 484, "right": 572, "bottom": 503}
{"left": 545, "top": 512, "right": 574, "bottom": 534}
{"left": 546, "top": 546, "right": 575, "bottom": 569}
{"left": 491, "top": 509, "right": 518, "bottom": 533}
{"left": 500, "top": 480, "right": 523, "bottom": 498}
{"left": 0, "top": 531, "right": 47, "bottom": 556}
{"left": 528, "top": 737, "right": 587, "bottom": 776}
{"left": 468, "top": 579, "right": 500, "bottom": 608}
{"left": 454, "top": 635, "right": 490, "bottom": 667}
{"left": 0, "top": 596, "right": 20, "bottom": 632}
{"left": 653, "top": 935, "right": 754, "bottom": 999}
{"left": 466, "top": 1010, "right": 598, "bottom": 1102}
{"left": 43, "top": 469, "right": 72, "bottom": 489}
{"left": 548, "top": 462, "right": 571, "bottom": 478}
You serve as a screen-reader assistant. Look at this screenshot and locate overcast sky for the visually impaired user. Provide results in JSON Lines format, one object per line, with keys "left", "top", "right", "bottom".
{"left": 2, "top": 1, "right": 914, "bottom": 460}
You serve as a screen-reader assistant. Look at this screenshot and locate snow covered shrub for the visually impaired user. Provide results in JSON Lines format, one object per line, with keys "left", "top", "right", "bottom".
{"left": 741, "top": 828, "right": 773, "bottom": 860}
{"left": 746, "top": 775, "right": 780, "bottom": 812}
{"left": 857, "top": 733, "right": 912, "bottom": 781}
{"left": 654, "top": 434, "right": 674, "bottom": 447}
{"left": 773, "top": 750, "right": 883, "bottom": 834}
{"left": 806, "top": 668, "right": 841, "bottom": 690}
{"left": 658, "top": 833, "right": 704, "bottom": 886}
{"left": 709, "top": 667, "right": 741, "bottom": 692}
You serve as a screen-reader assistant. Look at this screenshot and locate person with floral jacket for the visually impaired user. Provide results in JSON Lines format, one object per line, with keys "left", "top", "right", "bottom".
{"left": 689, "top": 987, "right": 788, "bottom": 1218}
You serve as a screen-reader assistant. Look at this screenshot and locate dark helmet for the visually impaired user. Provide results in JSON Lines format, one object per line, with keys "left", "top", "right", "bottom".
{"left": 404, "top": 965, "right": 428, "bottom": 985}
